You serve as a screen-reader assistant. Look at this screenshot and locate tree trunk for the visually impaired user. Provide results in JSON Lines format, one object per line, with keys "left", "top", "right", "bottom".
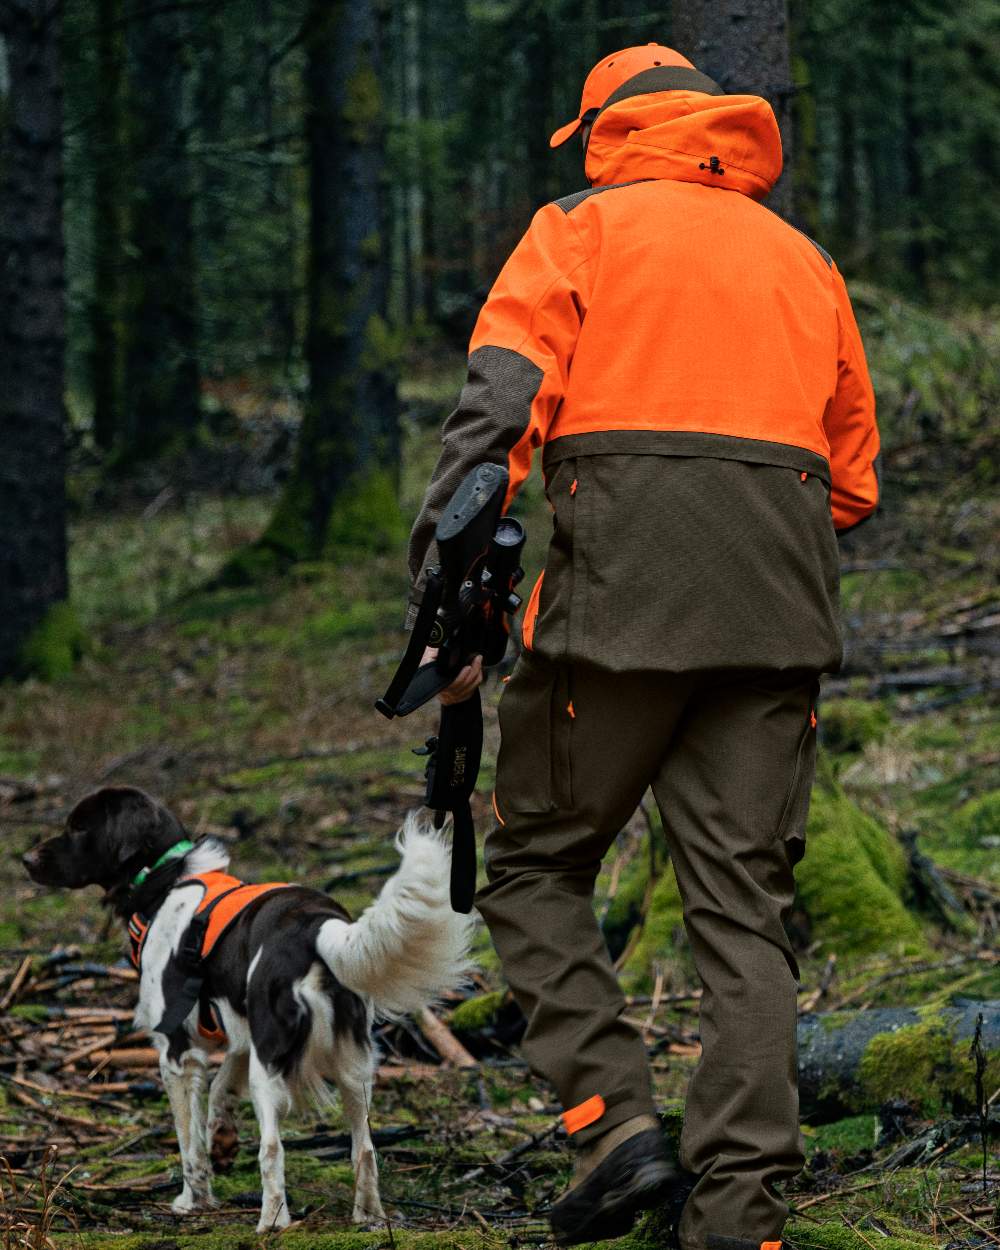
{"left": 900, "top": 51, "right": 927, "bottom": 297}
{"left": 242, "top": 0, "right": 399, "bottom": 574}
{"left": 195, "top": 0, "right": 229, "bottom": 359}
{"left": 671, "top": 0, "right": 795, "bottom": 219}
{"left": 91, "top": 0, "right": 125, "bottom": 451}
{"left": 0, "top": 0, "right": 70, "bottom": 679}
{"left": 120, "top": 0, "right": 200, "bottom": 459}
{"left": 835, "top": 92, "right": 858, "bottom": 262}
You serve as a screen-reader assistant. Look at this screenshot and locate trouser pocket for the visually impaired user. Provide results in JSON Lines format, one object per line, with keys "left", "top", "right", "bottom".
{"left": 495, "top": 650, "right": 573, "bottom": 816}
{"left": 774, "top": 678, "right": 820, "bottom": 854}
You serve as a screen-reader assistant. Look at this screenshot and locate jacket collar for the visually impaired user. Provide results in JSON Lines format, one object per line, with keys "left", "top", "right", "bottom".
{"left": 584, "top": 66, "right": 783, "bottom": 201}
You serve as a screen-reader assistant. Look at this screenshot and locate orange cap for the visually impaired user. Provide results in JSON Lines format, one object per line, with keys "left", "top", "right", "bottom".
{"left": 549, "top": 44, "right": 696, "bottom": 148}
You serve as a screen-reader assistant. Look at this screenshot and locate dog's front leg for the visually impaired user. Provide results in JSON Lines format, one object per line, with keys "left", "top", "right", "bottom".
{"left": 248, "top": 1049, "right": 292, "bottom": 1232}
{"left": 159, "top": 1046, "right": 216, "bottom": 1213}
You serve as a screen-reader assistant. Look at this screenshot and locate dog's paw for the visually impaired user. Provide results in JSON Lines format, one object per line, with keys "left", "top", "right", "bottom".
{"left": 172, "top": 1189, "right": 218, "bottom": 1215}
{"left": 256, "top": 1203, "right": 291, "bottom": 1233}
{"left": 209, "top": 1120, "right": 240, "bottom": 1172}
{"left": 352, "top": 1204, "right": 387, "bottom": 1227}
{"left": 355, "top": 1216, "right": 388, "bottom": 1231}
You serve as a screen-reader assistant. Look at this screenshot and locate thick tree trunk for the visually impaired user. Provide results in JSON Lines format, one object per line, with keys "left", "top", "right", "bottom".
{"left": 0, "top": 0, "right": 70, "bottom": 678}
{"left": 244, "top": 0, "right": 399, "bottom": 572}
{"left": 120, "top": 0, "right": 200, "bottom": 459}
{"left": 671, "top": 0, "right": 795, "bottom": 219}
{"left": 91, "top": 0, "right": 125, "bottom": 451}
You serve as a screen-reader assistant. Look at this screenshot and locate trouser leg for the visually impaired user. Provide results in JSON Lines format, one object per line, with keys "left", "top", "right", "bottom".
{"left": 476, "top": 653, "right": 696, "bottom": 1146}
{"left": 650, "top": 670, "right": 819, "bottom": 1248}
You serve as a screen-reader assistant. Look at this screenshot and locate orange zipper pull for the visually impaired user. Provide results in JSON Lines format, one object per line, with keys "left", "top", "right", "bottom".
{"left": 570, "top": 478, "right": 578, "bottom": 495}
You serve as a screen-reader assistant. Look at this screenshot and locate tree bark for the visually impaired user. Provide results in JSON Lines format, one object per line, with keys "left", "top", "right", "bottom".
{"left": 0, "top": 0, "right": 70, "bottom": 678}
{"left": 671, "top": 0, "right": 795, "bottom": 219}
{"left": 245, "top": 0, "right": 399, "bottom": 571}
{"left": 120, "top": 0, "right": 200, "bottom": 459}
{"left": 91, "top": 0, "right": 126, "bottom": 450}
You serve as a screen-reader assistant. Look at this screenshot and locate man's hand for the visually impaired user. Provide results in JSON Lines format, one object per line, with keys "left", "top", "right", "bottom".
{"left": 421, "top": 646, "right": 485, "bottom": 705}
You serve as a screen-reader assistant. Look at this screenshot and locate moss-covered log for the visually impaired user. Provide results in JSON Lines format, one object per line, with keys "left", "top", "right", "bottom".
{"left": 797, "top": 998, "right": 1000, "bottom": 1122}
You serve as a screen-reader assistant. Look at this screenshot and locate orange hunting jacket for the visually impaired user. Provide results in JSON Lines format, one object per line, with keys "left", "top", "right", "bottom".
{"left": 409, "top": 66, "right": 880, "bottom": 673}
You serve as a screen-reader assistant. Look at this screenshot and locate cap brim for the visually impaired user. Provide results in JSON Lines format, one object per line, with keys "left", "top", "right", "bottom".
{"left": 549, "top": 117, "right": 583, "bottom": 148}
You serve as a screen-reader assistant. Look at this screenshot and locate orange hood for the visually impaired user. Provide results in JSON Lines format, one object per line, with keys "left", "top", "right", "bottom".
{"left": 584, "top": 89, "right": 783, "bottom": 201}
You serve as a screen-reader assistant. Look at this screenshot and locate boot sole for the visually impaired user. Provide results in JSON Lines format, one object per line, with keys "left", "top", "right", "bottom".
{"left": 551, "top": 1158, "right": 679, "bottom": 1246}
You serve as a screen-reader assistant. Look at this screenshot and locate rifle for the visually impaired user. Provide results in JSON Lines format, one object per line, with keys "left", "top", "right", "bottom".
{"left": 376, "top": 463, "right": 526, "bottom": 912}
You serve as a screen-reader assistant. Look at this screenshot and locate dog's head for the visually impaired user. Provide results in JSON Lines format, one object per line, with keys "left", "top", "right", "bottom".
{"left": 22, "top": 786, "right": 187, "bottom": 897}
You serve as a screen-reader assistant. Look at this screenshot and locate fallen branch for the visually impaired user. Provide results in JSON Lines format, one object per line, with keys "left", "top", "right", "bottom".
{"left": 417, "top": 1007, "right": 478, "bottom": 1069}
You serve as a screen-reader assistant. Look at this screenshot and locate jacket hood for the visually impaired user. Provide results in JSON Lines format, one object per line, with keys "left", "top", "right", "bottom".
{"left": 585, "top": 83, "right": 783, "bottom": 201}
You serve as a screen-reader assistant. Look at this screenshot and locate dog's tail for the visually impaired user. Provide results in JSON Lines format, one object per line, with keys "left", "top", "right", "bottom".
{"left": 315, "top": 811, "right": 475, "bottom": 1019}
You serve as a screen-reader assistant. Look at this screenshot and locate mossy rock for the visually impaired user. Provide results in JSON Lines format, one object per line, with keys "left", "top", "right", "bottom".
{"left": 796, "top": 776, "right": 927, "bottom": 960}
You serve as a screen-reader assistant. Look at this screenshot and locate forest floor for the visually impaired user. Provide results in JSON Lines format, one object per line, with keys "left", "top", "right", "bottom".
{"left": 1, "top": 324, "right": 998, "bottom": 1249}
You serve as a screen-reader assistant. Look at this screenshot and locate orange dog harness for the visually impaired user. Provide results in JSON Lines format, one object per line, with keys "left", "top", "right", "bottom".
{"left": 128, "top": 870, "right": 291, "bottom": 1042}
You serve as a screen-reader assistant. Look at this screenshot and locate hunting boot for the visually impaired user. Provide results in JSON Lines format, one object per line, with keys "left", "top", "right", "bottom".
{"left": 549, "top": 1114, "right": 688, "bottom": 1246}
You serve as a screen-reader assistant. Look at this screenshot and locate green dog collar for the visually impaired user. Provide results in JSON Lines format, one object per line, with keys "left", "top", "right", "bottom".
{"left": 131, "top": 839, "right": 194, "bottom": 889}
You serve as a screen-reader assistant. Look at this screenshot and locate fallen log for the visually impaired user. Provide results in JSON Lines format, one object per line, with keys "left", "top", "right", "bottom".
{"left": 797, "top": 998, "right": 1000, "bottom": 1122}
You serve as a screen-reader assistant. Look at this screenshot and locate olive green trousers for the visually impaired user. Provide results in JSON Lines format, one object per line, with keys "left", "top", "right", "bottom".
{"left": 475, "top": 654, "right": 819, "bottom": 1249}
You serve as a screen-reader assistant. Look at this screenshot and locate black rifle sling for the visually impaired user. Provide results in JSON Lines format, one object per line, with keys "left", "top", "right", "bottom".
{"left": 424, "top": 690, "right": 483, "bottom": 913}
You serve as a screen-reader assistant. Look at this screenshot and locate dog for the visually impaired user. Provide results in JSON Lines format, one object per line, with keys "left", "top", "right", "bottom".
{"left": 21, "top": 785, "right": 474, "bottom": 1232}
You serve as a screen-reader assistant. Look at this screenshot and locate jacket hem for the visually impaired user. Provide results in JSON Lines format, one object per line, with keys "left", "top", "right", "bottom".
{"left": 542, "top": 429, "right": 831, "bottom": 484}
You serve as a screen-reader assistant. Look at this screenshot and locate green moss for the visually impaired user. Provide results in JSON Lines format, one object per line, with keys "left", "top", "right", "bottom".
{"left": 796, "top": 782, "right": 927, "bottom": 959}
{"left": 857, "top": 1010, "right": 1000, "bottom": 1116}
{"left": 954, "top": 788, "right": 1000, "bottom": 844}
{"left": 620, "top": 860, "right": 689, "bottom": 993}
{"left": 324, "top": 467, "right": 406, "bottom": 554}
{"left": 18, "top": 601, "right": 85, "bottom": 680}
{"left": 820, "top": 698, "right": 890, "bottom": 755}
{"left": 782, "top": 1221, "right": 934, "bottom": 1250}
{"left": 449, "top": 990, "right": 505, "bottom": 1032}
{"left": 9, "top": 1002, "right": 47, "bottom": 1023}
{"left": 808, "top": 1113, "right": 877, "bottom": 1157}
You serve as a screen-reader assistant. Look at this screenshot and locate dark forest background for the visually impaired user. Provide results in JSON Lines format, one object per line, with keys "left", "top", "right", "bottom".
{"left": 1, "top": 0, "right": 998, "bottom": 671}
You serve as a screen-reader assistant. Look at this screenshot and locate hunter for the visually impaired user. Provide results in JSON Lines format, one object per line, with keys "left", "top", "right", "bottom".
{"left": 407, "top": 42, "right": 880, "bottom": 1250}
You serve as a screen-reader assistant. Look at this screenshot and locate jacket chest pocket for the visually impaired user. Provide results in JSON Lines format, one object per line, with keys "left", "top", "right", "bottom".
{"left": 496, "top": 650, "right": 574, "bottom": 815}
